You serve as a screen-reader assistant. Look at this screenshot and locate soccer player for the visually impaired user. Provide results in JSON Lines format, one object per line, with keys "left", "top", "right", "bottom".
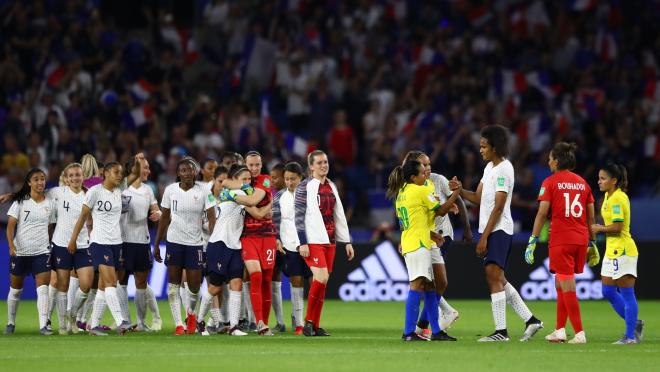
{"left": 524, "top": 142, "right": 599, "bottom": 344}
{"left": 592, "top": 164, "right": 644, "bottom": 344}
{"left": 269, "top": 162, "right": 287, "bottom": 332}
{"left": 295, "top": 150, "right": 354, "bottom": 337}
{"left": 200, "top": 158, "right": 218, "bottom": 184}
{"left": 5, "top": 168, "right": 54, "bottom": 335}
{"left": 220, "top": 151, "right": 277, "bottom": 335}
{"left": 154, "top": 157, "right": 216, "bottom": 335}
{"left": 68, "top": 158, "right": 141, "bottom": 336}
{"left": 119, "top": 157, "right": 162, "bottom": 332}
{"left": 458, "top": 125, "right": 543, "bottom": 342}
{"left": 273, "top": 161, "right": 311, "bottom": 335}
{"left": 388, "top": 159, "right": 460, "bottom": 341}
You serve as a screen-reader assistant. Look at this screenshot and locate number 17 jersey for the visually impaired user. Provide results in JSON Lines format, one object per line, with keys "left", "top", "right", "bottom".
{"left": 538, "top": 170, "right": 594, "bottom": 247}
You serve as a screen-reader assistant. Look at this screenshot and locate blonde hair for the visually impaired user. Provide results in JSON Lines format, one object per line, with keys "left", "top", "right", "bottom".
{"left": 81, "top": 154, "right": 99, "bottom": 179}
{"left": 60, "top": 163, "right": 83, "bottom": 186}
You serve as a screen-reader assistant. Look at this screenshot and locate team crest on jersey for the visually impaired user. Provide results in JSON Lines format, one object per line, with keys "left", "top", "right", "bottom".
{"left": 539, "top": 187, "right": 545, "bottom": 196}
{"left": 313, "top": 257, "right": 319, "bottom": 264}
{"left": 497, "top": 177, "right": 505, "bottom": 187}
{"left": 193, "top": 194, "right": 199, "bottom": 201}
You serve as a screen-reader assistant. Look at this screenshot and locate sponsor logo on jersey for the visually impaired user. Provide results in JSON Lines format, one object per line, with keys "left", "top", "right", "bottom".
{"left": 520, "top": 258, "right": 602, "bottom": 300}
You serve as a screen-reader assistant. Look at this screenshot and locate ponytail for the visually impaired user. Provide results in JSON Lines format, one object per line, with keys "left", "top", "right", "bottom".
{"left": 386, "top": 166, "right": 405, "bottom": 200}
{"left": 602, "top": 163, "right": 628, "bottom": 193}
{"left": 12, "top": 168, "right": 46, "bottom": 204}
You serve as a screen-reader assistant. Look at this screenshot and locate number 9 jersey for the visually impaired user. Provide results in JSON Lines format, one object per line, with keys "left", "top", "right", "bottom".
{"left": 538, "top": 170, "right": 594, "bottom": 248}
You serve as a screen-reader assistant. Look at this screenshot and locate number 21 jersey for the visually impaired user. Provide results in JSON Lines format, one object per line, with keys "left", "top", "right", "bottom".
{"left": 538, "top": 170, "right": 594, "bottom": 247}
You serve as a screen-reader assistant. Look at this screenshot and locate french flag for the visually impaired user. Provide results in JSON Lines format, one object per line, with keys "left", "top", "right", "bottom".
{"left": 123, "top": 105, "right": 154, "bottom": 128}
{"left": 595, "top": 29, "right": 618, "bottom": 61}
{"left": 526, "top": 71, "right": 559, "bottom": 100}
{"left": 130, "top": 78, "right": 154, "bottom": 102}
{"left": 44, "top": 61, "right": 66, "bottom": 87}
{"left": 261, "top": 97, "right": 280, "bottom": 137}
{"left": 644, "top": 79, "right": 660, "bottom": 101}
{"left": 518, "top": 114, "right": 552, "bottom": 152}
{"left": 177, "top": 29, "right": 199, "bottom": 64}
{"left": 494, "top": 70, "right": 528, "bottom": 96}
{"left": 568, "top": 0, "right": 598, "bottom": 11}
{"left": 285, "top": 134, "right": 314, "bottom": 157}
{"left": 575, "top": 89, "right": 604, "bottom": 119}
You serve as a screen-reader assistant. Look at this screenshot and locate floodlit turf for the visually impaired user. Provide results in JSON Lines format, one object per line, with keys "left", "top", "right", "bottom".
{"left": 0, "top": 300, "right": 658, "bottom": 371}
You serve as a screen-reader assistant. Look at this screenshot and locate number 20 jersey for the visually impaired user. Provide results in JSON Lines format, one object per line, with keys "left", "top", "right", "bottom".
{"left": 538, "top": 170, "right": 594, "bottom": 248}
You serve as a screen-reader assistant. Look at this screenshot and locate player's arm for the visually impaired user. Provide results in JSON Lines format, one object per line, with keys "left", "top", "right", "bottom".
{"left": 6, "top": 216, "right": 17, "bottom": 256}
{"left": 591, "top": 197, "right": 623, "bottom": 234}
{"left": 586, "top": 203, "right": 597, "bottom": 239}
{"left": 530, "top": 201, "right": 550, "bottom": 237}
{"left": 434, "top": 187, "right": 461, "bottom": 217}
{"left": 221, "top": 181, "right": 264, "bottom": 207}
{"left": 148, "top": 202, "right": 162, "bottom": 222}
{"left": 153, "top": 208, "right": 171, "bottom": 262}
{"left": 456, "top": 196, "right": 473, "bottom": 242}
{"left": 68, "top": 205, "right": 91, "bottom": 254}
{"left": 48, "top": 223, "right": 55, "bottom": 242}
{"left": 125, "top": 153, "right": 144, "bottom": 187}
{"left": 245, "top": 201, "right": 272, "bottom": 220}
{"left": 206, "top": 206, "right": 216, "bottom": 235}
{"left": 460, "top": 182, "right": 482, "bottom": 205}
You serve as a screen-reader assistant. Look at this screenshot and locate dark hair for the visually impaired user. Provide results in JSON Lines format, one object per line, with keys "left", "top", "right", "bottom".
{"left": 201, "top": 158, "right": 217, "bottom": 168}
{"left": 283, "top": 162, "right": 304, "bottom": 177}
{"left": 481, "top": 125, "right": 509, "bottom": 157}
{"left": 214, "top": 165, "right": 228, "bottom": 178}
{"left": 386, "top": 160, "right": 422, "bottom": 200}
{"left": 229, "top": 164, "right": 250, "bottom": 178}
{"left": 245, "top": 150, "right": 262, "bottom": 159}
{"left": 402, "top": 150, "right": 426, "bottom": 164}
{"left": 102, "top": 161, "right": 122, "bottom": 179}
{"left": 601, "top": 163, "right": 629, "bottom": 193}
{"left": 551, "top": 142, "right": 578, "bottom": 171}
{"left": 270, "top": 163, "right": 285, "bottom": 173}
{"left": 12, "top": 168, "right": 46, "bottom": 203}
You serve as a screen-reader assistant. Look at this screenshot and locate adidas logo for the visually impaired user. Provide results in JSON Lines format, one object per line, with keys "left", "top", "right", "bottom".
{"left": 339, "top": 241, "right": 409, "bottom": 301}
{"left": 520, "top": 258, "right": 603, "bottom": 300}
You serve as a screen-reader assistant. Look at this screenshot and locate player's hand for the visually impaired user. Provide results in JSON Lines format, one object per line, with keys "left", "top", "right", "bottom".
{"left": 298, "top": 244, "right": 310, "bottom": 258}
{"left": 240, "top": 184, "right": 254, "bottom": 196}
{"left": 587, "top": 240, "right": 601, "bottom": 267}
{"left": 154, "top": 243, "right": 163, "bottom": 263}
{"left": 346, "top": 243, "right": 355, "bottom": 261}
{"left": 430, "top": 231, "right": 444, "bottom": 247}
{"left": 67, "top": 240, "right": 77, "bottom": 255}
{"left": 276, "top": 240, "right": 286, "bottom": 254}
{"left": 590, "top": 224, "right": 604, "bottom": 234}
{"left": 0, "top": 193, "right": 11, "bottom": 203}
{"left": 476, "top": 237, "right": 487, "bottom": 258}
{"left": 449, "top": 203, "right": 459, "bottom": 215}
{"left": 219, "top": 189, "right": 237, "bottom": 202}
{"left": 524, "top": 235, "right": 538, "bottom": 265}
{"left": 8, "top": 244, "right": 16, "bottom": 257}
{"left": 449, "top": 177, "right": 462, "bottom": 192}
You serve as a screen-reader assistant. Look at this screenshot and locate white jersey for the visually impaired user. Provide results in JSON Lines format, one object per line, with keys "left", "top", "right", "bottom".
{"left": 7, "top": 197, "right": 54, "bottom": 256}
{"left": 478, "top": 159, "right": 514, "bottom": 235}
{"left": 84, "top": 184, "right": 123, "bottom": 245}
{"left": 276, "top": 190, "right": 300, "bottom": 252}
{"left": 50, "top": 186, "right": 89, "bottom": 249}
{"left": 121, "top": 184, "right": 157, "bottom": 244}
{"left": 209, "top": 189, "right": 245, "bottom": 250}
{"left": 161, "top": 182, "right": 215, "bottom": 246}
{"left": 429, "top": 173, "right": 454, "bottom": 240}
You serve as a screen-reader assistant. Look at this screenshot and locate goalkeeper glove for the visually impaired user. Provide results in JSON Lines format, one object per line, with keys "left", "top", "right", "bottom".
{"left": 219, "top": 189, "right": 237, "bottom": 202}
{"left": 240, "top": 184, "right": 254, "bottom": 196}
{"left": 587, "top": 240, "right": 601, "bottom": 267}
{"left": 524, "top": 235, "right": 538, "bottom": 265}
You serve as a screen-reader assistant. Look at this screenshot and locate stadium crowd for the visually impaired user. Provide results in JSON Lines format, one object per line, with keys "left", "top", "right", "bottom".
{"left": 1, "top": 0, "right": 660, "bottom": 228}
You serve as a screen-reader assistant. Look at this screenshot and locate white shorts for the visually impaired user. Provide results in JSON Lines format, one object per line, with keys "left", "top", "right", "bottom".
{"left": 601, "top": 255, "right": 638, "bottom": 280}
{"left": 404, "top": 248, "right": 433, "bottom": 282}
{"left": 430, "top": 246, "right": 445, "bottom": 265}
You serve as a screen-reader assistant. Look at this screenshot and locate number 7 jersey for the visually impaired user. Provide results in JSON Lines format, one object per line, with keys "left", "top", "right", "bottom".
{"left": 538, "top": 170, "right": 594, "bottom": 247}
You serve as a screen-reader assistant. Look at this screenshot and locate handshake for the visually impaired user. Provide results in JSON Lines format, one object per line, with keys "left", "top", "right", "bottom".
{"left": 218, "top": 184, "right": 254, "bottom": 202}
{"left": 448, "top": 176, "right": 462, "bottom": 193}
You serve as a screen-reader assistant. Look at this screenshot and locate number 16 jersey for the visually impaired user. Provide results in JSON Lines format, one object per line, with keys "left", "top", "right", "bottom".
{"left": 538, "top": 170, "right": 594, "bottom": 247}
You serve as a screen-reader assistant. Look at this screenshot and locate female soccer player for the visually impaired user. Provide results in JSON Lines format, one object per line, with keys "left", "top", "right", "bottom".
{"left": 119, "top": 157, "right": 162, "bottom": 332}
{"left": 592, "top": 164, "right": 644, "bottom": 344}
{"left": 294, "top": 150, "right": 354, "bottom": 337}
{"left": 458, "top": 125, "right": 543, "bottom": 342}
{"left": 273, "top": 161, "right": 311, "bottom": 335}
{"left": 269, "top": 163, "right": 287, "bottom": 332}
{"left": 68, "top": 157, "right": 141, "bottom": 336}
{"left": 154, "top": 157, "right": 216, "bottom": 335}
{"left": 524, "top": 142, "right": 599, "bottom": 344}
{"left": 5, "top": 168, "right": 54, "bottom": 335}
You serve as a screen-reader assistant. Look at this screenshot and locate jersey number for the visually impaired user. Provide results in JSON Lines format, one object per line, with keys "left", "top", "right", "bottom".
{"left": 23, "top": 210, "right": 30, "bottom": 222}
{"left": 63, "top": 201, "right": 70, "bottom": 212}
{"left": 396, "top": 207, "right": 410, "bottom": 230}
{"left": 96, "top": 201, "right": 112, "bottom": 212}
{"left": 563, "top": 193, "right": 583, "bottom": 218}
{"left": 266, "top": 249, "right": 274, "bottom": 262}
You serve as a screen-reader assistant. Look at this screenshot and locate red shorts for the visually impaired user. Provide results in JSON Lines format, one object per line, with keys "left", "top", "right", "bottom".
{"left": 549, "top": 244, "right": 587, "bottom": 275}
{"left": 241, "top": 236, "right": 277, "bottom": 270}
{"left": 303, "top": 244, "right": 336, "bottom": 273}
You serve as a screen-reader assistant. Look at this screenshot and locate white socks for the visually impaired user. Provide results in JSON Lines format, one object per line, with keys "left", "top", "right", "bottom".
{"left": 229, "top": 290, "right": 241, "bottom": 328}
{"left": 80, "top": 288, "right": 96, "bottom": 323}
{"left": 90, "top": 290, "right": 106, "bottom": 329}
{"left": 104, "top": 287, "right": 125, "bottom": 327}
{"left": 7, "top": 287, "right": 22, "bottom": 325}
{"left": 272, "top": 281, "right": 284, "bottom": 325}
{"left": 242, "top": 283, "right": 255, "bottom": 323}
{"left": 290, "top": 285, "right": 304, "bottom": 327}
{"left": 180, "top": 282, "right": 189, "bottom": 315}
{"left": 67, "top": 277, "right": 79, "bottom": 314}
{"left": 47, "top": 284, "right": 57, "bottom": 321}
{"left": 167, "top": 283, "right": 183, "bottom": 327}
{"left": 37, "top": 285, "right": 49, "bottom": 329}
{"left": 186, "top": 287, "right": 199, "bottom": 315}
{"left": 146, "top": 285, "right": 160, "bottom": 319}
{"left": 135, "top": 289, "right": 147, "bottom": 326}
{"left": 491, "top": 291, "right": 507, "bottom": 331}
{"left": 116, "top": 284, "right": 131, "bottom": 324}
{"left": 56, "top": 291, "right": 67, "bottom": 330}
{"left": 198, "top": 290, "right": 213, "bottom": 322}
{"left": 504, "top": 282, "right": 533, "bottom": 322}
{"left": 71, "top": 288, "right": 88, "bottom": 318}
{"left": 439, "top": 296, "right": 455, "bottom": 315}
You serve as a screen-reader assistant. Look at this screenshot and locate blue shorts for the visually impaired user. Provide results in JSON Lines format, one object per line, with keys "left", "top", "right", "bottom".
{"left": 165, "top": 242, "right": 204, "bottom": 270}
{"left": 484, "top": 230, "right": 512, "bottom": 270}
{"left": 51, "top": 244, "right": 93, "bottom": 270}
{"left": 440, "top": 237, "right": 453, "bottom": 260}
{"left": 10, "top": 254, "right": 51, "bottom": 277}
{"left": 90, "top": 243, "right": 124, "bottom": 270}
{"left": 123, "top": 243, "right": 152, "bottom": 273}
{"left": 283, "top": 250, "right": 312, "bottom": 279}
{"left": 201, "top": 251, "right": 208, "bottom": 277}
{"left": 206, "top": 241, "right": 244, "bottom": 284}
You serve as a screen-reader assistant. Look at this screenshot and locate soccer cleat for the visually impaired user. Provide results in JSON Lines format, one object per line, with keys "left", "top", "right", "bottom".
{"left": 99, "top": 325, "right": 112, "bottom": 331}
{"left": 117, "top": 321, "right": 132, "bottom": 335}
{"left": 69, "top": 314, "right": 79, "bottom": 334}
{"left": 478, "top": 330, "right": 510, "bottom": 342}
{"left": 313, "top": 327, "right": 330, "bottom": 337}
{"left": 257, "top": 322, "right": 274, "bottom": 336}
{"left": 520, "top": 319, "right": 544, "bottom": 341}
{"left": 568, "top": 331, "right": 587, "bottom": 344}
{"left": 613, "top": 336, "right": 638, "bottom": 345}
{"left": 238, "top": 319, "right": 249, "bottom": 332}
{"left": 439, "top": 310, "right": 460, "bottom": 330}
{"left": 402, "top": 332, "right": 430, "bottom": 342}
{"left": 635, "top": 319, "right": 644, "bottom": 342}
{"left": 431, "top": 331, "right": 457, "bottom": 341}
{"left": 272, "top": 323, "right": 286, "bottom": 333}
{"left": 218, "top": 323, "right": 231, "bottom": 334}
{"left": 89, "top": 326, "right": 108, "bottom": 336}
{"left": 45, "top": 320, "right": 53, "bottom": 332}
{"left": 174, "top": 325, "right": 186, "bottom": 335}
{"left": 77, "top": 321, "right": 87, "bottom": 332}
{"left": 205, "top": 325, "right": 218, "bottom": 335}
{"left": 230, "top": 327, "right": 248, "bottom": 336}
{"left": 248, "top": 322, "right": 258, "bottom": 332}
{"left": 545, "top": 328, "right": 567, "bottom": 343}
{"left": 134, "top": 323, "right": 152, "bottom": 332}
{"left": 59, "top": 327, "right": 70, "bottom": 336}
{"left": 197, "top": 321, "right": 209, "bottom": 336}
{"left": 186, "top": 312, "right": 197, "bottom": 335}
{"left": 294, "top": 326, "right": 303, "bottom": 335}
{"left": 40, "top": 327, "right": 53, "bottom": 336}
{"left": 302, "top": 321, "right": 315, "bottom": 337}
{"left": 150, "top": 318, "right": 162, "bottom": 331}
{"left": 4, "top": 324, "right": 15, "bottom": 335}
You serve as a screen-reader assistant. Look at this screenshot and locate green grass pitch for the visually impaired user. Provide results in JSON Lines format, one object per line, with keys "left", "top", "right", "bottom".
{"left": 0, "top": 300, "right": 658, "bottom": 371}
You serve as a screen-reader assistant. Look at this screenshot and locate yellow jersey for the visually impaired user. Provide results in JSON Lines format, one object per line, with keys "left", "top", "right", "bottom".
{"left": 424, "top": 179, "right": 438, "bottom": 231}
{"left": 396, "top": 182, "right": 440, "bottom": 254}
{"left": 601, "top": 188, "right": 637, "bottom": 258}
